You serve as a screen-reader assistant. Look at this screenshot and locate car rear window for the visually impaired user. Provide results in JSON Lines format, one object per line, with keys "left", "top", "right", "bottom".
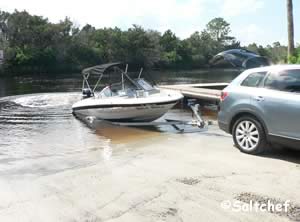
{"left": 241, "top": 72, "right": 267, "bottom": 87}
{"left": 264, "top": 69, "right": 300, "bottom": 93}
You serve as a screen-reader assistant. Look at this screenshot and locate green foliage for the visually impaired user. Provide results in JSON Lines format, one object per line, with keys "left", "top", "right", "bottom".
{"left": 247, "top": 42, "right": 288, "bottom": 64}
{"left": 288, "top": 45, "right": 300, "bottom": 64}
{"left": 160, "top": 30, "right": 179, "bottom": 52}
{"left": 206, "top": 18, "right": 235, "bottom": 45}
{"left": 291, "top": 45, "right": 300, "bottom": 64}
{"left": 0, "top": 10, "right": 289, "bottom": 75}
{"left": 288, "top": 55, "right": 298, "bottom": 64}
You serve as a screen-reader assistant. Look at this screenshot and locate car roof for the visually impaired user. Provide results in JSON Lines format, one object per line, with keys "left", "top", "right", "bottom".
{"left": 246, "top": 64, "right": 300, "bottom": 73}
{"left": 229, "top": 64, "right": 300, "bottom": 87}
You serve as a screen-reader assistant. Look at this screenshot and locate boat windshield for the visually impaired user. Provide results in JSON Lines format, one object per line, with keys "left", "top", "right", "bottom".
{"left": 99, "top": 79, "right": 155, "bottom": 98}
{"left": 135, "top": 79, "right": 154, "bottom": 90}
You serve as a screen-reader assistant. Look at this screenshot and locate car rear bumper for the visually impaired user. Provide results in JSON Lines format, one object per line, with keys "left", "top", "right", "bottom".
{"left": 218, "top": 120, "right": 230, "bottom": 134}
{"left": 218, "top": 109, "right": 231, "bottom": 134}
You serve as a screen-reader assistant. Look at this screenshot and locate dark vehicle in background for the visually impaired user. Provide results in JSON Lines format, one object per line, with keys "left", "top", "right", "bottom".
{"left": 218, "top": 65, "right": 300, "bottom": 154}
{"left": 210, "top": 49, "right": 271, "bottom": 69}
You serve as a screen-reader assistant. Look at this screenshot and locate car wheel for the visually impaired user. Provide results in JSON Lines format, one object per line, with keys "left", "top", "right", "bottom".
{"left": 232, "top": 116, "right": 268, "bottom": 155}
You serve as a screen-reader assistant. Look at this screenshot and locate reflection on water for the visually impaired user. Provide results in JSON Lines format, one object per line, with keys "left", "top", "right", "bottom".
{"left": 0, "top": 69, "right": 239, "bottom": 177}
{"left": 0, "top": 68, "right": 240, "bottom": 97}
{"left": 151, "top": 69, "right": 240, "bottom": 85}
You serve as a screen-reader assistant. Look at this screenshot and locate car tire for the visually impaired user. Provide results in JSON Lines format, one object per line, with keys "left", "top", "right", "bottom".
{"left": 232, "top": 116, "right": 268, "bottom": 155}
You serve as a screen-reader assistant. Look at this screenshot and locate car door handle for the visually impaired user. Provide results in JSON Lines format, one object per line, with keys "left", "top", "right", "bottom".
{"left": 254, "top": 96, "right": 265, "bottom": 102}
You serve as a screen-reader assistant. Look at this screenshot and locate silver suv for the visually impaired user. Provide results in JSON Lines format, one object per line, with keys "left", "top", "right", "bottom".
{"left": 218, "top": 65, "right": 300, "bottom": 154}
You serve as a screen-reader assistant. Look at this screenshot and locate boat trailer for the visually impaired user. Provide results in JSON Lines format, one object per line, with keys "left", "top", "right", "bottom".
{"left": 96, "top": 102, "right": 212, "bottom": 133}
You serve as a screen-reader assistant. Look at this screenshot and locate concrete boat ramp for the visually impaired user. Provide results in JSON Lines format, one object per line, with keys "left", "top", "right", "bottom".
{"left": 159, "top": 83, "right": 228, "bottom": 101}
{"left": 1, "top": 126, "right": 299, "bottom": 222}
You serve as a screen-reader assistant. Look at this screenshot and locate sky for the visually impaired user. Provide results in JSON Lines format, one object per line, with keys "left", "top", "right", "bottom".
{"left": 0, "top": 0, "right": 299, "bottom": 46}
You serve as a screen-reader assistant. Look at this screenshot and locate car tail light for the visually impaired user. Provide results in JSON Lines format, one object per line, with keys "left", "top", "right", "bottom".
{"left": 220, "top": 91, "right": 229, "bottom": 102}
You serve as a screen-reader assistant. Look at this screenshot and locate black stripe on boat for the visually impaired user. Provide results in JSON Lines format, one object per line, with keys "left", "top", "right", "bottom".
{"left": 72, "top": 100, "right": 179, "bottom": 111}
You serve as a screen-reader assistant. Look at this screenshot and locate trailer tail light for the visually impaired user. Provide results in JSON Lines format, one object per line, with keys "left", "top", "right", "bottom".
{"left": 220, "top": 91, "right": 229, "bottom": 102}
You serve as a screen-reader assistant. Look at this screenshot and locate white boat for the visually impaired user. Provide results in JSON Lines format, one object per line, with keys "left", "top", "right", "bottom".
{"left": 72, "top": 63, "right": 183, "bottom": 122}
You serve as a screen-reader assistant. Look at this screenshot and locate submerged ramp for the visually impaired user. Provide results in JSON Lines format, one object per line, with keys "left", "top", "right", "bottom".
{"left": 159, "top": 83, "right": 228, "bottom": 101}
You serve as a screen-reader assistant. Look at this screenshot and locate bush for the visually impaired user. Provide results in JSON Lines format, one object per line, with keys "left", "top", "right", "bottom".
{"left": 288, "top": 55, "right": 298, "bottom": 64}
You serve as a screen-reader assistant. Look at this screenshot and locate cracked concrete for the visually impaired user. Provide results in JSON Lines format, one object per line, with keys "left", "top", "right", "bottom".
{"left": 0, "top": 125, "right": 299, "bottom": 221}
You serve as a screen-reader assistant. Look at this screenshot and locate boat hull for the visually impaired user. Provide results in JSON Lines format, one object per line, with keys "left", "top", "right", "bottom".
{"left": 73, "top": 100, "right": 178, "bottom": 122}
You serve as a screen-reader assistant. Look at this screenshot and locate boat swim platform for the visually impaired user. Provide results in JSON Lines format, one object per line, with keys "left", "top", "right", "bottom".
{"left": 159, "top": 83, "right": 228, "bottom": 102}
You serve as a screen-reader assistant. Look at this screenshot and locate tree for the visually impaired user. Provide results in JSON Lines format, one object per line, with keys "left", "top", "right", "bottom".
{"left": 124, "top": 25, "right": 162, "bottom": 67}
{"left": 247, "top": 43, "right": 270, "bottom": 58}
{"left": 0, "top": 9, "right": 288, "bottom": 75}
{"left": 159, "top": 30, "right": 181, "bottom": 67}
{"left": 143, "top": 30, "right": 162, "bottom": 67}
{"left": 287, "top": 0, "right": 295, "bottom": 60}
{"left": 206, "top": 17, "right": 234, "bottom": 44}
{"left": 264, "top": 42, "right": 287, "bottom": 63}
{"left": 160, "top": 30, "right": 178, "bottom": 52}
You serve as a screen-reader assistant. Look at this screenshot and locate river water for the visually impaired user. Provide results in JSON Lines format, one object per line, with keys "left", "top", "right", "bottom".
{"left": 0, "top": 69, "right": 240, "bottom": 177}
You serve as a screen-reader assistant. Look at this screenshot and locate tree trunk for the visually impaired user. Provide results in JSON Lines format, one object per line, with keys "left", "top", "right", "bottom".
{"left": 287, "top": 0, "right": 295, "bottom": 58}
